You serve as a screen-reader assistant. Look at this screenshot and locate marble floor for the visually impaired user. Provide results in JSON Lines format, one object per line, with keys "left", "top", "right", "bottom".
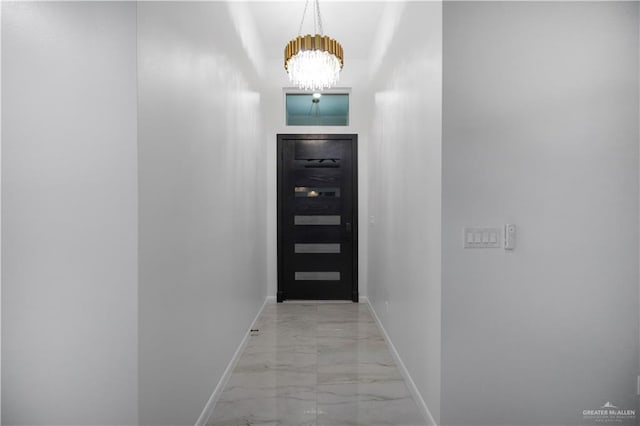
{"left": 207, "top": 302, "right": 427, "bottom": 426}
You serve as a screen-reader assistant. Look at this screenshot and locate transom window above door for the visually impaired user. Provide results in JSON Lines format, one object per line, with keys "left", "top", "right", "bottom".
{"left": 285, "top": 92, "right": 349, "bottom": 126}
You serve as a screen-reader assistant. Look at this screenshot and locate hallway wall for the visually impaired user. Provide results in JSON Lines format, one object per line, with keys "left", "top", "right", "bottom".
{"left": 442, "top": 2, "right": 640, "bottom": 425}
{"left": 137, "top": 3, "right": 266, "bottom": 425}
{"left": 367, "top": 2, "right": 443, "bottom": 424}
{"left": 1, "top": 2, "right": 138, "bottom": 424}
{"left": 638, "top": 0, "right": 640, "bottom": 387}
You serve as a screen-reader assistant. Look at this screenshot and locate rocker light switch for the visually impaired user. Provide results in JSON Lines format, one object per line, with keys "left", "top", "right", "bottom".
{"left": 464, "top": 227, "right": 501, "bottom": 249}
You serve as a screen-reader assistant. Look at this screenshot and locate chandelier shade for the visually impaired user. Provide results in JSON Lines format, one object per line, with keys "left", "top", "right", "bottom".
{"left": 284, "top": 1, "right": 344, "bottom": 91}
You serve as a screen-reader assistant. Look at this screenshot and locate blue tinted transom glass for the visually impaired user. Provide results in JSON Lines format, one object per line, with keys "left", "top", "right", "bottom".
{"left": 286, "top": 93, "right": 349, "bottom": 126}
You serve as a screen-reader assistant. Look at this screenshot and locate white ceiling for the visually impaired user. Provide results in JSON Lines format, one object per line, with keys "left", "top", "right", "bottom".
{"left": 247, "top": 1, "right": 388, "bottom": 62}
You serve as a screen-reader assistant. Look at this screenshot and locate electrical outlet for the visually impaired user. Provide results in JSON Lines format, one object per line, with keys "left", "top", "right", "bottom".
{"left": 385, "top": 301, "right": 389, "bottom": 313}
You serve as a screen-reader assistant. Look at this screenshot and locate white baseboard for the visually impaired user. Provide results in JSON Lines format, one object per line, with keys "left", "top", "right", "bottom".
{"left": 195, "top": 297, "right": 268, "bottom": 426}
{"left": 363, "top": 297, "right": 438, "bottom": 426}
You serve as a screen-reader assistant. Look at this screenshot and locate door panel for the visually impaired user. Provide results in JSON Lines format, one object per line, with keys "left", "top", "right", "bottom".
{"left": 294, "top": 243, "right": 341, "bottom": 254}
{"left": 293, "top": 215, "right": 342, "bottom": 225}
{"left": 277, "top": 134, "right": 358, "bottom": 302}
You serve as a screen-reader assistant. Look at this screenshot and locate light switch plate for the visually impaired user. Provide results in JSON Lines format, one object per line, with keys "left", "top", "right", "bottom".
{"left": 504, "top": 224, "right": 516, "bottom": 250}
{"left": 464, "top": 228, "right": 501, "bottom": 248}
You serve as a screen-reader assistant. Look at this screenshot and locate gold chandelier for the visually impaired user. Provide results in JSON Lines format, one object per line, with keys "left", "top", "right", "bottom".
{"left": 284, "top": 0, "right": 344, "bottom": 91}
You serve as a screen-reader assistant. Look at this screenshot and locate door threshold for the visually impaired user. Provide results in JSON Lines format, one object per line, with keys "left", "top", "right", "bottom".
{"left": 282, "top": 300, "right": 354, "bottom": 304}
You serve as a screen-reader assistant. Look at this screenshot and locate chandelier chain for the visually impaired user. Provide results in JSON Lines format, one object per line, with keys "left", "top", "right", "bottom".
{"left": 313, "top": 1, "right": 317, "bottom": 34}
{"left": 315, "top": 0, "right": 324, "bottom": 35}
{"left": 297, "top": 0, "right": 309, "bottom": 35}
{"left": 297, "top": 0, "right": 324, "bottom": 35}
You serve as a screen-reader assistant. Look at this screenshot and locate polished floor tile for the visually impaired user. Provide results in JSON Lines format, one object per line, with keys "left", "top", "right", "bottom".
{"left": 207, "top": 303, "right": 426, "bottom": 426}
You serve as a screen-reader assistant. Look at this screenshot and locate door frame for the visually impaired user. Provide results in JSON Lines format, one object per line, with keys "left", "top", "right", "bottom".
{"left": 277, "top": 134, "right": 358, "bottom": 302}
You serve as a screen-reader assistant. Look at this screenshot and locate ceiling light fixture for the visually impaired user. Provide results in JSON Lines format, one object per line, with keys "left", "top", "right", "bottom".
{"left": 284, "top": 0, "right": 343, "bottom": 91}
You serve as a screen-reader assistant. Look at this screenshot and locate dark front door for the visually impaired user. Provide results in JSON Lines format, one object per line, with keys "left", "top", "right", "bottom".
{"left": 277, "top": 134, "right": 358, "bottom": 302}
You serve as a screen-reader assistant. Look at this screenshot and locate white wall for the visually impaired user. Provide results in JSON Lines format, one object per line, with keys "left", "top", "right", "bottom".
{"left": 367, "top": 2, "right": 443, "bottom": 423}
{"left": 1, "top": 2, "right": 138, "bottom": 424}
{"left": 137, "top": 3, "right": 266, "bottom": 424}
{"left": 1, "top": 3, "right": 4, "bottom": 421}
{"left": 442, "top": 2, "right": 639, "bottom": 425}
